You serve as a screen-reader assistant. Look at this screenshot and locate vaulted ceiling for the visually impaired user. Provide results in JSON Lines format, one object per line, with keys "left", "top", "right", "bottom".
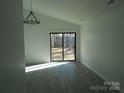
{"left": 23, "top": 0, "right": 124, "bottom": 24}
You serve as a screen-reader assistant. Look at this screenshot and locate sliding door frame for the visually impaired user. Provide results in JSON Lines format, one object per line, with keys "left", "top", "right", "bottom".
{"left": 50, "top": 32, "right": 76, "bottom": 62}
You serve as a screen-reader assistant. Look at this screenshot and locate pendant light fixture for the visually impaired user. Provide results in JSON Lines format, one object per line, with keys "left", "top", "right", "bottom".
{"left": 106, "top": 0, "right": 115, "bottom": 5}
{"left": 24, "top": 0, "right": 40, "bottom": 24}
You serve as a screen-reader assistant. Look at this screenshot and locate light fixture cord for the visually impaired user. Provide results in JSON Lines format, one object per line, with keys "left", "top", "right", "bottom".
{"left": 31, "top": 0, "right": 32, "bottom": 11}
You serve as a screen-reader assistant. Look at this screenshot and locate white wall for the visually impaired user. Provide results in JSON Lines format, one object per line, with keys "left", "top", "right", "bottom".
{"left": 80, "top": 6, "right": 124, "bottom": 92}
{"left": 0, "top": 0, "right": 25, "bottom": 93}
{"left": 24, "top": 11, "right": 80, "bottom": 64}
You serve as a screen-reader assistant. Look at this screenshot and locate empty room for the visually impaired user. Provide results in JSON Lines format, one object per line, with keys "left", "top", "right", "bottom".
{"left": 1, "top": 0, "right": 124, "bottom": 93}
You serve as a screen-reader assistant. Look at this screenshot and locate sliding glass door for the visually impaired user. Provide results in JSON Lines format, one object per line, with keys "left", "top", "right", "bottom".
{"left": 50, "top": 32, "right": 76, "bottom": 62}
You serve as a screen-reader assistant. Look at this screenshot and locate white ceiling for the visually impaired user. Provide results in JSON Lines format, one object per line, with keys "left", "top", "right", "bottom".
{"left": 23, "top": 0, "right": 124, "bottom": 24}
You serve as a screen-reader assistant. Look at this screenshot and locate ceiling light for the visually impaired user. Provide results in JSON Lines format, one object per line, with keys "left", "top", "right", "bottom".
{"left": 106, "top": 0, "right": 115, "bottom": 5}
{"left": 24, "top": 0, "right": 40, "bottom": 24}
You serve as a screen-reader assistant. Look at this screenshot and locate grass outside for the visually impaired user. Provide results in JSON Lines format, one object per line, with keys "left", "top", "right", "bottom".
{"left": 52, "top": 48, "right": 75, "bottom": 60}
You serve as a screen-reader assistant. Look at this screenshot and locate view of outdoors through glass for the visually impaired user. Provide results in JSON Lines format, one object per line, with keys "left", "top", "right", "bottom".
{"left": 50, "top": 33, "right": 76, "bottom": 61}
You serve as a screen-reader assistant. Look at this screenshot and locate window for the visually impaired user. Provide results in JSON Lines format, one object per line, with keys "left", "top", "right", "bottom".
{"left": 50, "top": 32, "right": 76, "bottom": 62}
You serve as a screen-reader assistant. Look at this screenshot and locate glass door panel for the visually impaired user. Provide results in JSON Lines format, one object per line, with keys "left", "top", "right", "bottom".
{"left": 51, "top": 34, "right": 63, "bottom": 61}
{"left": 64, "top": 33, "right": 76, "bottom": 60}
